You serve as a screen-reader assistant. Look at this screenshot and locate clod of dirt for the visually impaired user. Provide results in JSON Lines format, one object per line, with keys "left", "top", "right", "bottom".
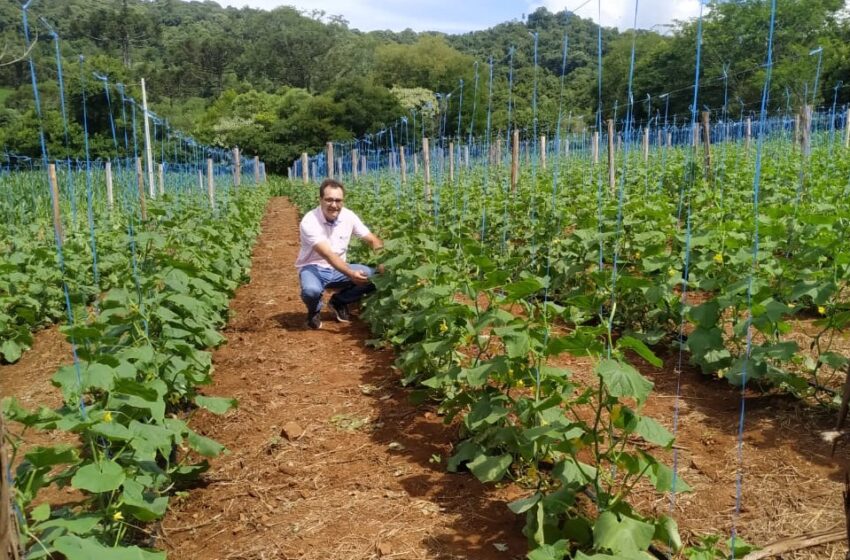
{"left": 388, "top": 441, "right": 405, "bottom": 451}
{"left": 376, "top": 542, "right": 393, "bottom": 557}
{"left": 281, "top": 422, "right": 304, "bottom": 440}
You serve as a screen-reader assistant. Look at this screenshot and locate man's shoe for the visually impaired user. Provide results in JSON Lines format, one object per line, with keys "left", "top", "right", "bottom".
{"left": 307, "top": 311, "right": 322, "bottom": 330}
{"left": 329, "top": 299, "right": 351, "bottom": 323}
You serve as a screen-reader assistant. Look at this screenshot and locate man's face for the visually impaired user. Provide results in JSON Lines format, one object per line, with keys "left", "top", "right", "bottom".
{"left": 320, "top": 187, "right": 344, "bottom": 222}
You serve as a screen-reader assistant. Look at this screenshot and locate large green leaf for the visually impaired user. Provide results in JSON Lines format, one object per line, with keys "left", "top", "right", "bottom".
{"left": 596, "top": 359, "right": 653, "bottom": 405}
{"left": 634, "top": 416, "right": 674, "bottom": 447}
{"left": 194, "top": 395, "right": 238, "bottom": 415}
{"left": 53, "top": 535, "right": 166, "bottom": 560}
{"left": 467, "top": 453, "right": 512, "bottom": 483}
{"left": 186, "top": 429, "right": 226, "bottom": 458}
{"left": 592, "top": 511, "right": 655, "bottom": 555}
{"left": 71, "top": 461, "right": 126, "bottom": 493}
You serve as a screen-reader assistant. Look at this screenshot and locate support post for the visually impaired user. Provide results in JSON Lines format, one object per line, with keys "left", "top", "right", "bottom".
{"left": 540, "top": 134, "right": 547, "bottom": 169}
{"left": 47, "top": 163, "right": 63, "bottom": 244}
{"left": 844, "top": 104, "right": 850, "bottom": 149}
{"left": 400, "top": 147, "right": 407, "bottom": 184}
{"left": 326, "top": 142, "right": 334, "bottom": 179}
{"left": 745, "top": 117, "right": 752, "bottom": 153}
{"left": 135, "top": 157, "right": 147, "bottom": 221}
{"left": 141, "top": 78, "right": 156, "bottom": 199}
{"left": 105, "top": 160, "right": 114, "bottom": 211}
{"left": 206, "top": 158, "right": 215, "bottom": 209}
{"left": 1, "top": 413, "right": 21, "bottom": 560}
{"left": 592, "top": 131, "right": 599, "bottom": 164}
{"left": 794, "top": 114, "right": 801, "bottom": 151}
{"left": 642, "top": 127, "right": 650, "bottom": 162}
{"left": 360, "top": 156, "right": 367, "bottom": 176}
{"left": 702, "top": 110, "right": 713, "bottom": 181}
{"left": 607, "top": 119, "right": 616, "bottom": 197}
{"left": 301, "top": 153, "right": 309, "bottom": 185}
{"left": 198, "top": 169, "right": 204, "bottom": 193}
{"left": 449, "top": 141, "right": 454, "bottom": 182}
{"left": 422, "top": 137, "right": 431, "bottom": 200}
{"left": 801, "top": 105, "right": 812, "bottom": 158}
{"left": 495, "top": 136, "right": 502, "bottom": 166}
{"left": 666, "top": 131, "right": 672, "bottom": 148}
{"left": 511, "top": 129, "right": 520, "bottom": 192}
{"left": 337, "top": 157, "right": 343, "bottom": 179}
{"left": 463, "top": 145, "right": 469, "bottom": 167}
{"left": 351, "top": 149, "right": 358, "bottom": 179}
{"left": 157, "top": 163, "right": 165, "bottom": 196}
{"left": 233, "top": 147, "right": 241, "bottom": 187}
{"left": 311, "top": 162, "right": 317, "bottom": 183}
{"left": 254, "top": 156, "right": 260, "bottom": 184}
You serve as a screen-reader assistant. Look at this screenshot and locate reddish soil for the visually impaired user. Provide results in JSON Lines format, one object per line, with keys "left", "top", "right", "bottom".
{"left": 1, "top": 196, "right": 848, "bottom": 559}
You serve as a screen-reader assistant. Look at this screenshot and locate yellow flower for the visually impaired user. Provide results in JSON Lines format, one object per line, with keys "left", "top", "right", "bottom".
{"left": 713, "top": 253, "right": 724, "bottom": 264}
{"left": 516, "top": 379, "right": 525, "bottom": 388}
{"left": 610, "top": 404, "right": 622, "bottom": 423}
{"left": 112, "top": 511, "right": 123, "bottom": 521}
{"left": 818, "top": 306, "right": 826, "bottom": 315}
{"left": 103, "top": 411, "right": 113, "bottom": 423}
{"left": 439, "top": 320, "right": 448, "bottom": 333}
{"left": 667, "top": 268, "right": 677, "bottom": 277}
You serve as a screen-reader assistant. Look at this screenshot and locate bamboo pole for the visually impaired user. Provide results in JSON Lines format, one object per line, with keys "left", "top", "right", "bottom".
{"left": 105, "top": 160, "right": 114, "bottom": 210}
{"left": 337, "top": 157, "right": 343, "bottom": 179}
{"left": 135, "top": 157, "right": 147, "bottom": 221}
{"left": 413, "top": 153, "right": 419, "bottom": 174}
{"left": 326, "top": 142, "right": 334, "bottom": 179}
{"left": 301, "top": 153, "right": 309, "bottom": 184}
{"left": 794, "top": 114, "right": 801, "bottom": 152}
{"left": 844, "top": 105, "right": 850, "bottom": 149}
{"left": 745, "top": 116, "right": 752, "bottom": 153}
{"left": 495, "top": 136, "right": 502, "bottom": 166}
{"left": 400, "top": 147, "right": 407, "bottom": 184}
{"left": 206, "top": 158, "right": 215, "bottom": 209}
{"left": 141, "top": 78, "right": 156, "bottom": 199}
{"left": 801, "top": 105, "right": 813, "bottom": 158}
{"left": 351, "top": 149, "right": 358, "bottom": 179}
{"left": 47, "top": 163, "right": 63, "bottom": 244}
{"left": 666, "top": 131, "right": 672, "bottom": 148}
{"left": 607, "top": 119, "right": 616, "bottom": 197}
{"left": 198, "top": 169, "right": 204, "bottom": 192}
{"left": 642, "top": 127, "right": 649, "bottom": 162}
{"left": 463, "top": 145, "right": 470, "bottom": 167}
{"left": 311, "top": 162, "right": 317, "bottom": 183}
{"left": 254, "top": 156, "right": 260, "bottom": 183}
{"left": 361, "top": 155, "right": 367, "bottom": 176}
{"left": 422, "top": 137, "right": 431, "bottom": 200}
{"left": 511, "top": 129, "right": 519, "bottom": 192}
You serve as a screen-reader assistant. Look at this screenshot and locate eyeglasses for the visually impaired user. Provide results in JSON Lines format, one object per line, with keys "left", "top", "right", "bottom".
{"left": 323, "top": 198, "right": 344, "bottom": 204}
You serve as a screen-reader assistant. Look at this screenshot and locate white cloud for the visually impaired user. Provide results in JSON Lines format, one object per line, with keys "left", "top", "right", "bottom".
{"left": 533, "top": 0, "right": 703, "bottom": 31}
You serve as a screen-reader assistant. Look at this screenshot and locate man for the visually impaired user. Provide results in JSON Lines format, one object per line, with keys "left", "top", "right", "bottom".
{"left": 295, "top": 178, "right": 383, "bottom": 329}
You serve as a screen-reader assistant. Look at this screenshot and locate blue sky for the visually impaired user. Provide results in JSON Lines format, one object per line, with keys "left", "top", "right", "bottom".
{"left": 212, "top": 0, "right": 705, "bottom": 33}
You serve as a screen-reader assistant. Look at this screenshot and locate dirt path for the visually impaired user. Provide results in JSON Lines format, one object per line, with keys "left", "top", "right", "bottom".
{"left": 159, "top": 198, "right": 525, "bottom": 560}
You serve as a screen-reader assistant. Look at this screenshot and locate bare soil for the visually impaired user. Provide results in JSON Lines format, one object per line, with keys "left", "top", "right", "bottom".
{"left": 1, "top": 196, "right": 848, "bottom": 559}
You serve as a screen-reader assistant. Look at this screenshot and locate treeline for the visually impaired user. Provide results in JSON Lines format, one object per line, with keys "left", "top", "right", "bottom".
{"left": 0, "top": 0, "right": 848, "bottom": 172}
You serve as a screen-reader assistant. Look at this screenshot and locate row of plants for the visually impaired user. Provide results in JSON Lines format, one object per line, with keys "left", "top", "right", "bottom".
{"left": 2, "top": 180, "right": 269, "bottom": 558}
{"left": 280, "top": 133, "right": 847, "bottom": 557}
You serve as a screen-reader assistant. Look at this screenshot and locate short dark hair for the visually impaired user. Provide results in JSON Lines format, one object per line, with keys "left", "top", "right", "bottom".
{"left": 319, "top": 178, "right": 345, "bottom": 199}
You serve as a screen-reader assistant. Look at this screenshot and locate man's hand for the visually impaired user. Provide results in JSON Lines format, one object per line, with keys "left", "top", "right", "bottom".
{"left": 348, "top": 269, "right": 370, "bottom": 285}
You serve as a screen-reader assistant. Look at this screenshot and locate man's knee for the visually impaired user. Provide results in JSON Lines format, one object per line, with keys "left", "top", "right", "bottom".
{"left": 300, "top": 285, "right": 323, "bottom": 301}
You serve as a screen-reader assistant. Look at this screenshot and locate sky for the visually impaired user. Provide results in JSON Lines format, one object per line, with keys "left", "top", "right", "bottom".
{"left": 210, "top": 0, "right": 705, "bottom": 34}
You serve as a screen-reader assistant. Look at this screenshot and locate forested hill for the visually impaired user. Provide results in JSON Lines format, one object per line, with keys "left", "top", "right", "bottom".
{"left": 0, "top": 0, "right": 848, "bottom": 172}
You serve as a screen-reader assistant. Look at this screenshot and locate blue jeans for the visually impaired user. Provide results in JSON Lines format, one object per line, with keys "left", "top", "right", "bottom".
{"left": 299, "top": 264, "right": 375, "bottom": 315}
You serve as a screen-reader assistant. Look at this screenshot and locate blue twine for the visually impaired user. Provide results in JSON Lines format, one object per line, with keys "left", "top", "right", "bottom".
{"left": 732, "top": 1, "right": 777, "bottom": 556}
{"left": 79, "top": 56, "right": 101, "bottom": 290}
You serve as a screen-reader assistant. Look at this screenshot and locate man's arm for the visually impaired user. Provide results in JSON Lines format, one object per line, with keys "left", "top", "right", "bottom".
{"left": 362, "top": 233, "right": 384, "bottom": 251}
{"left": 312, "top": 241, "right": 370, "bottom": 285}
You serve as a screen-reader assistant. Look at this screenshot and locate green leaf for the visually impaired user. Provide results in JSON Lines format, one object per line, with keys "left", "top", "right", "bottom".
{"left": 593, "top": 511, "right": 655, "bottom": 555}
{"left": 1, "top": 339, "right": 23, "bottom": 363}
{"left": 635, "top": 416, "right": 674, "bottom": 447}
{"left": 186, "top": 429, "right": 226, "bottom": 458}
{"left": 596, "top": 359, "right": 654, "bottom": 405}
{"left": 30, "top": 503, "right": 50, "bottom": 523}
{"left": 527, "top": 540, "right": 569, "bottom": 560}
{"left": 122, "top": 478, "right": 169, "bottom": 522}
{"left": 462, "top": 356, "right": 508, "bottom": 387}
{"left": 37, "top": 514, "right": 101, "bottom": 535}
{"left": 617, "top": 336, "right": 663, "bottom": 367}
{"left": 653, "top": 515, "right": 682, "bottom": 552}
{"left": 194, "top": 396, "right": 238, "bottom": 415}
{"left": 53, "top": 535, "right": 166, "bottom": 560}
{"left": 508, "top": 492, "right": 541, "bottom": 514}
{"left": 71, "top": 461, "right": 126, "bottom": 493}
{"left": 502, "top": 277, "right": 545, "bottom": 301}
{"left": 24, "top": 445, "right": 79, "bottom": 468}
{"left": 467, "top": 453, "right": 512, "bottom": 483}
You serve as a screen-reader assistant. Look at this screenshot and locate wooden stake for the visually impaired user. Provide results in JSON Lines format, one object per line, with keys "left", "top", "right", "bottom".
{"left": 1, "top": 413, "right": 21, "bottom": 560}
{"left": 140, "top": 78, "right": 156, "bottom": 199}
{"left": 666, "top": 131, "right": 672, "bottom": 148}
{"left": 422, "top": 137, "right": 431, "bottom": 200}
{"left": 745, "top": 116, "right": 752, "bottom": 153}
{"left": 254, "top": 156, "right": 260, "bottom": 184}
{"left": 463, "top": 145, "right": 469, "bottom": 167}
{"left": 844, "top": 105, "right": 850, "bottom": 149}
{"left": 592, "top": 131, "right": 599, "bottom": 164}
{"left": 449, "top": 141, "right": 454, "bottom": 182}
{"left": 233, "top": 147, "right": 241, "bottom": 187}
{"left": 540, "top": 135, "right": 547, "bottom": 170}
{"left": 206, "top": 158, "right": 215, "bottom": 209}
{"left": 360, "top": 156, "right": 367, "bottom": 176}
{"left": 311, "top": 162, "right": 317, "bottom": 183}
{"left": 400, "top": 147, "right": 407, "bottom": 184}
{"left": 607, "top": 119, "right": 616, "bottom": 197}
{"left": 642, "top": 127, "right": 649, "bottom": 162}
{"left": 260, "top": 163, "right": 266, "bottom": 183}
{"left": 351, "top": 149, "right": 358, "bottom": 180}
{"left": 198, "top": 169, "right": 204, "bottom": 192}
{"left": 740, "top": 526, "right": 846, "bottom": 560}
{"left": 301, "top": 153, "right": 309, "bottom": 184}
{"left": 47, "top": 163, "right": 63, "bottom": 244}
{"left": 135, "top": 157, "right": 147, "bottom": 221}
{"left": 105, "top": 160, "right": 114, "bottom": 211}
{"left": 511, "top": 129, "right": 519, "bottom": 192}
{"left": 801, "top": 105, "right": 813, "bottom": 158}
{"left": 495, "top": 136, "right": 502, "bottom": 166}
{"left": 336, "top": 157, "right": 343, "bottom": 179}
{"left": 326, "top": 142, "right": 334, "bottom": 179}
{"left": 157, "top": 163, "right": 164, "bottom": 196}
{"left": 794, "top": 114, "right": 801, "bottom": 151}
{"left": 413, "top": 153, "right": 419, "bottom": 174}
{"left": 701, "top": 111, "right": 712, "bottom": 181}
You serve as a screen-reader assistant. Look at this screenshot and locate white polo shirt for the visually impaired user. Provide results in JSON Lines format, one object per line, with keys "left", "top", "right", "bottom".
{"left": 295, "top": 207, "right": 371, "bottom": 269}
